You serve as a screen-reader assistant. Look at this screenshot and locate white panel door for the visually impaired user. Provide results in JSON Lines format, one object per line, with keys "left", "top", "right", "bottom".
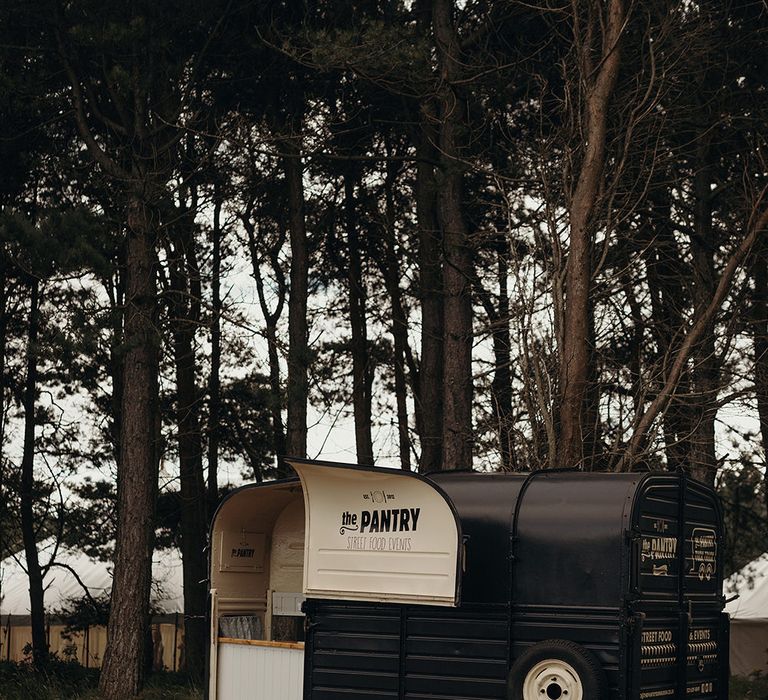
{"left": 217, "top": 642, "right": 304, "bottom": 700}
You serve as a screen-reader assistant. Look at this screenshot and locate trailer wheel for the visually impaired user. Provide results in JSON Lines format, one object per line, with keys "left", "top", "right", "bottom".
{"left": 507, "top": 639, "right": 606, "bottom": 700}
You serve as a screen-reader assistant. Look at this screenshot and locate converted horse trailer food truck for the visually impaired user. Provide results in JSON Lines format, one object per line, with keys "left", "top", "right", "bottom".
{"left": 208, "top": 460, "right": 729, "bottom": 700}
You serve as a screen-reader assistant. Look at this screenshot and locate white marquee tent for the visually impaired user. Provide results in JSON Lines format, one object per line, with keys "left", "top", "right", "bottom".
{"left": 0, "top": 538, "right": 184, "bottom": 667}
{"left": 725, "top": 552, "right": 768, "bottom": 676}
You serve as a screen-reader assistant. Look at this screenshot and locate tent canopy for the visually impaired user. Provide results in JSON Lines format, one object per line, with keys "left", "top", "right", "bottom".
{"left": 725, "top": 552, "right": 768, "bottom": 622}
{"left": 724, "top": 553, "right": 768, "bottom": 676}
{"left": 0, "top": 537, "right": 183, "bottom": 618}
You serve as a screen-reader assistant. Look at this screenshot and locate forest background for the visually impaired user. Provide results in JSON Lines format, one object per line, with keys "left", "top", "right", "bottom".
{"left": 1, "top": 0, "right": 767, "bottom": 697}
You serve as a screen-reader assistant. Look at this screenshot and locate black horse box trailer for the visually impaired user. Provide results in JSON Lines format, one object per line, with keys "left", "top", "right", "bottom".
{"left": 208, "top": 460, "right": 728, "bottom": 700}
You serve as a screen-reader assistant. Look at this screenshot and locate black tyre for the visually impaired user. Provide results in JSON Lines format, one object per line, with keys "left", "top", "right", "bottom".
{"left": 507, "top": 639, "right": 607, "bottom": 700}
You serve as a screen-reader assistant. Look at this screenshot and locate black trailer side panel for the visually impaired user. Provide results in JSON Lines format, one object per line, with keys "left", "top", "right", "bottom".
{"left": 630, "top": 478, "right": 684, "bottom": 698}
{"left": 510, "top": 605, "right": 626, "bottom": 697}
{"left": 304, "top": 600, "right": 510, "bottom": 700}
{"left": 630, "top": 475, "right": 727, "bottom": 700}
{"left": 508, "top": 473, "right": 640, "bottom": 698}
{"left": 403, "top": 606, "right": 509, "bottom": 699}
{"left": 683, "top": 481, "right": 722, "bottom": 600}
{"left": 683, "top": 481, "right": 726, "bottom": 700}
{"left": 305, "top": 602, "right": 401, "bottom": 699}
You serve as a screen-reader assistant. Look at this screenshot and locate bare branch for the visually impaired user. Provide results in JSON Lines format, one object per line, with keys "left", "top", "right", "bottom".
{"left": 616, "top": 198, "right": 768, "bottom": 471}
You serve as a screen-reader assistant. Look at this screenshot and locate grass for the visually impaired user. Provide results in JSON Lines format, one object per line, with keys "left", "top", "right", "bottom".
{"left": 731, "top": 674, "right": 768, "bottom": 700}
{"left": 0, "top": 662, "right": 201, "bottom": 699}
{"left": 1, "top": 662, "right": 763, "bottom": 699}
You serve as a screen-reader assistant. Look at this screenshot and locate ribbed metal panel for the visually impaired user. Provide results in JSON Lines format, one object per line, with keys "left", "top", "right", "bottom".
{"left": 308, "top": 603, "right": 401, "bottom": 699}
{"left": 403, "top": 607, "right": 509, "bottom": 699}
{"left": 217, "top": 642, "right": 304, "bottom": 700}
{"left": 305, "top": 601, "right": 509, "bottom": 700}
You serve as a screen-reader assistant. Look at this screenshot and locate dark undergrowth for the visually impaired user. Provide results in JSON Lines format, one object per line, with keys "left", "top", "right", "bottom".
{"left": 731, "top": 674, "right": 768, "bottom": 700}
{"left": 0, "top": 661, "right": 201, "bottom": 699}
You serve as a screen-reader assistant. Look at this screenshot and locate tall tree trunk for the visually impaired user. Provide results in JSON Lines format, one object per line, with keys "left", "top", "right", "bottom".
{"left": 107, "top": 259, "right": 126, "bottom": 467}
{"left": 641, "top": 188, "right": 691, "bottom": 470}
{"left": 20, "top": 277, "right": 47, "bottom": 668}
{"left": 263, "top": 308, "right": 288, "bottom": 463}
{"left": 752, "top": 240, "right": 768, "bottom": 516}
{"left": 168, "top": 225, "right": 208, "bottom": 681}
{"left": 0, "top": 255, "right": 7, "bottom": 457}
{"left": 381, "top": 157, "right": 414, "bottom": 471}
{"left": 433, "top": 0, "right": 474, "bottom": 470}
{"left": 475, "top": 243, "right": 516, "bottom": 470}
{"left": 247, "top": 217, "right": 287, "bottom": 467}
{"left": 413, "top": 0, "right": 443, "bottom": 473}
{"left": 688, "top": 142, "right": 719, "bottom": 485}
{"left": 0, "top": 256, "right": 8, "bottom": 562}
{"left": 207, "top": 192, "right": 222, "bottom": 506}
{"left": 345, "top": 174, "right": 374, "bottom": 465}
{"left": 490, "top": 239, "right": 515, "bottom": 470}
{"left": 283, "top": 137, "right": 309, "bottom": 459}
{"left": 415, "top": 127, "right": 443, "bottom": 473}
{"left": 99, "top": 194, "right": 160, "bottom": 700}
{"left": 557, "top": 0, "right": 625, "bottom": 469}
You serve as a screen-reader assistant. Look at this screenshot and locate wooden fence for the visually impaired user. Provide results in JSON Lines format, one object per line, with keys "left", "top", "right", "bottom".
{"left": 0, "top": 614, "right": 184, "bottom": 670}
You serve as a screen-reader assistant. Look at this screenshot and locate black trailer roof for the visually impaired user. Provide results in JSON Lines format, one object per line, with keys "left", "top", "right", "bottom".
{"left": 431, "top": 470, "right": 723, "bottom": 609}
{"left": 510, "top": 471, "right": 642, "bottom": 607}
{"left": 428, "top": 471, "right": 527, "bottom": 604}
{"left": 430, "top": 470, "right": 641, "bottom": 605}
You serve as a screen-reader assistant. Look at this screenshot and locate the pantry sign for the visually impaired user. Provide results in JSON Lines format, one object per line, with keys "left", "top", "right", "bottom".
{"left": 287, "top": 459, "right": 462, "bottom": 606}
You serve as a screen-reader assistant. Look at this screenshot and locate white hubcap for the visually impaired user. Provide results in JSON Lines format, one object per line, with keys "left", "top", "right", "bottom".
{"left": 522, "top": 659, "right": 583, "bottom": 700}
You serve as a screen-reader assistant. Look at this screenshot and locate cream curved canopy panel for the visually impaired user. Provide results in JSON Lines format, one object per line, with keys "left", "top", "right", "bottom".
{"left": 287, "top": 460, "right": 462, "bottom": 607}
